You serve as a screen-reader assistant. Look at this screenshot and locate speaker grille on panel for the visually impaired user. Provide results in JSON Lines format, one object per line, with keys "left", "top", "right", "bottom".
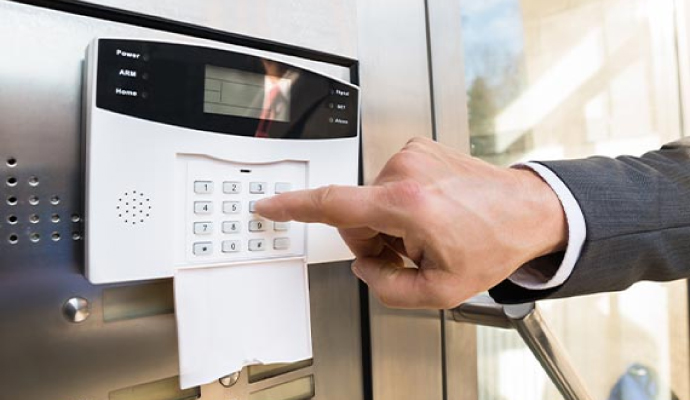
{"left": 2, "top": 156, "right": 78, "bottom": 246}
{"left": 116, "top": 190, "right": 152, "bottom": 226}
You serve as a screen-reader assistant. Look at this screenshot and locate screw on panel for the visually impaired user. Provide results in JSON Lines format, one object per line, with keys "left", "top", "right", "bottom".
{"left": 219, "top": 372, "right": 241, "bottom": 388}
{"left": 62, "top": 297, "right": 90, "bottom": 323}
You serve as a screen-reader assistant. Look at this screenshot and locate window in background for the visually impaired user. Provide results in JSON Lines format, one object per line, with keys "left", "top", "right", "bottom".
{"left": 460, "top": 0, "right": 689, "bottom": 399}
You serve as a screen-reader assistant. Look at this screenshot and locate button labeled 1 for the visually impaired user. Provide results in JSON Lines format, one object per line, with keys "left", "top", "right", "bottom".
{"left": 194, "top": 181, "right": 213, "bottom": 194}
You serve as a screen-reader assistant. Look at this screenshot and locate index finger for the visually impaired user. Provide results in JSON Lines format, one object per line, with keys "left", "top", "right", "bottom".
{"left": 255, "top": 185, "right": 402, "bottom": 233}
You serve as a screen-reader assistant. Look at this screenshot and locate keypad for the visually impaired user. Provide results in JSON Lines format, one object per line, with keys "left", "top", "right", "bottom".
{"left": 188, "top": 161, "right": 304, "bottom": 262}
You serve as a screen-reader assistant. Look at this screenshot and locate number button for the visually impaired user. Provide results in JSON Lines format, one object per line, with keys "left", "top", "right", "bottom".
{"left": 223, "top": 221, "right": 241, "bottom": 234}
{"left": 194, "top": 242, "right": 213, "bottom": 256}
{"left": 249, "top": 239, "right": 266, "bottom": 252}
{"left": 223, "top": 181, "right": 242, "bottom": 194}
{"left": 194, "top": 181, "right": 213, "bottom": 194}
{"left": 194, "top": 201, "right": 213, "bottom": 214}
{"left": 250, "top": 182, "right": 267, "bottom": 194}
{"left": 194, "top": 222, "right": 213, "bottom": 235}
{"left": 274, "top": 238, "right": 291, "bottom": 250}
{"left": 249, "top": 220, "right": 266, "bottom": 232}
{"left": 222, "top": 240, "right": 241, "bottom": 253}
{"left": 274, "top": 222, "right": 290, "bottom": 231}
{"left": 249, "top": 201, "right": 257, "bottom": 213}
{"left": 223, "top": 201, "right": 241, "bottom": 214}
{"left": 275, "top": 183, "right": 292, "bottom": 194}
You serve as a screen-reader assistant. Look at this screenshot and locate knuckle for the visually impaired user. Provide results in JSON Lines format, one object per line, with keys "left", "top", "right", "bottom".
{"left": 384, "top": 180, "right": 426, "bottom": 209}
{"left": 405, "top": 136, "right": 432, "bottom": 147}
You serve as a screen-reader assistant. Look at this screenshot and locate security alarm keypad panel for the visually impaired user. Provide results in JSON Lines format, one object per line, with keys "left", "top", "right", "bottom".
{"left": 85, "top": 39, "right": 360, "bottom": 284}
{"left": 184, "top": 156, "right": 306, "bottom": 263}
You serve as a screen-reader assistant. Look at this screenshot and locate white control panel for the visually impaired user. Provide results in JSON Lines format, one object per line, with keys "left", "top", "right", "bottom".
{"left": 84, "top": 38, "right": 360, "bottom": 284}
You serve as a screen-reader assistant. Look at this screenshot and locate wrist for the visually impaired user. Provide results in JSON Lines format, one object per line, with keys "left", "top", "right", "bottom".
{"left": 512, "top": 167, "right": 568, "bottom": 259}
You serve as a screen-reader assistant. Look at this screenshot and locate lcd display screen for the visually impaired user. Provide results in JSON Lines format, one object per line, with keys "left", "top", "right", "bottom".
{"left": 204, "top": 65, "right": 292, "bottom": 122}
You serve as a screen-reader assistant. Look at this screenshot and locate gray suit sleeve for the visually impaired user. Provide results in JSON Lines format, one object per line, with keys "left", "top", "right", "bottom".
{"left": 489, "top": 138, "right": 690, "bottom": 304}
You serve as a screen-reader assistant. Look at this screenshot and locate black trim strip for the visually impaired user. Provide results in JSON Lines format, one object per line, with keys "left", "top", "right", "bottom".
{"left": 8, "top": 0, "right": 358, "bottom": 68}
{"left": 423, "top": 0, "right": 439, "bottom": 142}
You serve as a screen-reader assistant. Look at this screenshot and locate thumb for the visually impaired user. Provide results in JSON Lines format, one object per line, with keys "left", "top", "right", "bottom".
{"left": 352, "top": 248, "right": 427, "bottom": 309}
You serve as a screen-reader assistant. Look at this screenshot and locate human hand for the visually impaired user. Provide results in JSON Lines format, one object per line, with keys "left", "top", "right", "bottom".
{"left": 255, "top": 137, "right": 567, "bottom": 309}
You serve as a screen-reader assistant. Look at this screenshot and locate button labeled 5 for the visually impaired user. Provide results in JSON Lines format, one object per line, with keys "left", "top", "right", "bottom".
{"left": 223, "top": 201, "right": 241, "bottom": 214}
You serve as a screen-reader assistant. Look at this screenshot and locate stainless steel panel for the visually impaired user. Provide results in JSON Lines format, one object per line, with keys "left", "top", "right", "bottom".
{"left": 356, "top": 1, "right": 444, "bottom": 400}
{"left": 0, "top": 2, "right": 361, "bottom": 399}
{"left": 427, "top": 0, "right": 470, "bottom": 153}
{"left": 426, "top": 2, "right": 477, "bottom": 397}
{"left": 73, "top": 0, "right": 359, "bottom": 59}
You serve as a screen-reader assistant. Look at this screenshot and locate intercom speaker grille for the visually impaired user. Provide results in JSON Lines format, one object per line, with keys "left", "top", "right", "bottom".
{"left": 116, "top": 191, "right": 152, "bottom": 226}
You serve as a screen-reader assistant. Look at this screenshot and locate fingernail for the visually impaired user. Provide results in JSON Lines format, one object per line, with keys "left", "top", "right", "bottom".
{"left": 351, "top": 261, "right": 366, "bottom": 282}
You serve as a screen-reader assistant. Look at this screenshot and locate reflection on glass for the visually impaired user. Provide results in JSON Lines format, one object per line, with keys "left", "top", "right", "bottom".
{"left": 460, "top": 0, "right": 688, "bottom": 399}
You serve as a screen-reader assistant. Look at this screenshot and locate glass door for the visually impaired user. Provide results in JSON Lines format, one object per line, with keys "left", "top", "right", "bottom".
{"left": 454, "top": 0, "right": 690, "bottom": 399}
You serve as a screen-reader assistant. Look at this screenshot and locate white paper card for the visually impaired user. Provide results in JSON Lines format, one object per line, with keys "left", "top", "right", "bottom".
{"left": 174, "top": 257, "right": 312, "bottom": 389}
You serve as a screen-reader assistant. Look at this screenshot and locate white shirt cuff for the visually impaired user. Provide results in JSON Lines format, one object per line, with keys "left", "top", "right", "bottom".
{"left": 507, "top": 162, "right": 587, "bottom": 290}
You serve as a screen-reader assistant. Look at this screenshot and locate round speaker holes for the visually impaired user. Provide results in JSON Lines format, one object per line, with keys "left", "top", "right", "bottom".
{"left": 71, "top": 214, "right": 81, "bottom": 223}
{"left": 50, "top": 195, "right": 60, "bottom": 205}
{"left": 51, "top": 214, "right": 60, "bottom": 223}
{"left": 117, "top": 191, "right": 152, "bottom": 226}
{"left": 6, "top": 158, "right": 17, "bottom": 168}
{"left": 29, "top": 233, "right": 40, "bottom": 243}
{"left": 72, "top": 232, "right": 82, "bottom": 241}
{"left": 28, "top": 196, "right": 39, "bottom": 206}
{"left": 7, "top": 215, "right": 18, "bottom": 225}
{"left": 7, "top": 196, "right": 18, "bottom": 206}
{"left": 29, "top": 214, "right": 39, "bottom": 224}
{"left": 28, "top": 176, "right": 39, "bottom": 187}
{"left": 8, "top": 234, "right": 18, "bottom": 244}
{"left": 51, "top": 232, "right": 61, "bottom": 242}
{"left": 6, "top": 177, "right": 17, "bottom": 187}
